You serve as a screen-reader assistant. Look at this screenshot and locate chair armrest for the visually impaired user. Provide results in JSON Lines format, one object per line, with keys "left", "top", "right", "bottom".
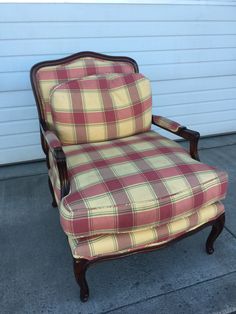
{"left": 152, "top": 115, "right": 200, "bottom": 161}
{"left": 152, "top": 115, "right": 182, "bottom": 133}
{"left": 40, "top": 124, "right": 70, "bottom": 199}
{"left": 44, "top": 130, "right": 62, "bottom": 150}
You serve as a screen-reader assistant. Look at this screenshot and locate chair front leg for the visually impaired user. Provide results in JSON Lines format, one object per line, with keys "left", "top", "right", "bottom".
{"left": 73, "top": 258, "right": 90, "bottom": 302}
{"left": 206, "top": 213, "right": 225, "bottom": 254}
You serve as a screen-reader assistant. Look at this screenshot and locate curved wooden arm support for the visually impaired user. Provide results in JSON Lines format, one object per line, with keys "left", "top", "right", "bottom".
{"left": 53, "top": 147, "right": 70, "bottom": 198}
{"left": 40, "top": 122, "right": 50, "bottom": 157}
{"left": 40, "top": 123, "right": 70, "bottom": 199}
{"left": 152, "top": 115, "right": 200, "bottom": 161}
{"left": 178, "top": 127, "right": 200, "bottom": 161}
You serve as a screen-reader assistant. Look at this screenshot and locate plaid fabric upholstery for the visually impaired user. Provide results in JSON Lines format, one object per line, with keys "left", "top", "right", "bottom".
{"left": 69, "top": 202, "right": 224, "bottom": 259}
{"left": 153, "top": 115, "right": 182, "bottom": 133}
{"left": 52, "top": 131, "right": 228, "bottom": 238}
{"left": 50, "top": 73, "right": 152, "bottom": 145}
{"left": 36, "top": 57, "right": 135, "bottom": 127}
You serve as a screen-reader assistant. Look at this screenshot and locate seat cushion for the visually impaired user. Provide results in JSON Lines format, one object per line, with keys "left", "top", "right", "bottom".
{"left": 50, "top": 73, "right": 152, "bottom": 144}
{"left": 50, "top": 131, "right": 228, "bottom": 238}
{"left": 68, "top": 202, "right": 224, "bottom": 259}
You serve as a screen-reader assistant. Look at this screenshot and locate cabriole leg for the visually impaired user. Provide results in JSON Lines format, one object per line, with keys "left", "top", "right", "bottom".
{"left": 48, "top": 177, "right": 57, "bottom": 208}
{"left": 73, "top": 258, "right": 90, "bottom": 302}
{"left": 206, "top": 213, "right": 225, "bottom": 254}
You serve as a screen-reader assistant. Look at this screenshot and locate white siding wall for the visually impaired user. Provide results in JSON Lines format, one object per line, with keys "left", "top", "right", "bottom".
{"left": 0, "top": 2, "right": 236, "bottom": 164}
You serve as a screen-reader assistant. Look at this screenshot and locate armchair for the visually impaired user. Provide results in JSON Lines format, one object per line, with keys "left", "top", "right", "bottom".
{"left": 31, "top": 51, "right": 227, "bottom": 302}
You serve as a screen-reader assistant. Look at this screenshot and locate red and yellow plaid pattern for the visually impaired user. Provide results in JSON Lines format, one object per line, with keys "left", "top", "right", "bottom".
{"left": 51, "top": 131, "right": 228, "bottom": 238}
{"left": 36, "top": 57, "right": 135, "bottom": 127}
{"left": 153, "top": 115, "right": 182, "bottom": 133}
{"left": 50, "top": 73, "right": 152, "bottom": 144}
{"left": 69, "top": 202, "right": 224, "bottom": 259}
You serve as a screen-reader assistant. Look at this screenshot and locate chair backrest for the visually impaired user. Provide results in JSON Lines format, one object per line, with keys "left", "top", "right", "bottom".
{"left": 31, "top": 52, "right": 152, "bottom": 144}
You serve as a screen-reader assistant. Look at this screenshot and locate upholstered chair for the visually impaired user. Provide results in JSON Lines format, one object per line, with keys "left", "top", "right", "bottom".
{"left": 31, "top": 51, "right": 227, "bottom": 302}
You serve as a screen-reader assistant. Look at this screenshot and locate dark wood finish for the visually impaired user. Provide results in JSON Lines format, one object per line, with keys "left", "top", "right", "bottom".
{"left": 40, "top": 124, "right": 70, "bottom": 200}
{"left": 178, "top": 128, "right": 200, "bottom": 161}
{"left": 73, "top": 213, "right": 225, "bottom": 302}
{"left": 48, "top": 177, "right": 57, "bottom": 208}
{"left": 30, "top": 51, "right": 138, "bottom": 202}
{"left": 73, "top": 258, "right": 90, "bottom": 302}
{"left": 152, "top": 115, "right": 200, "bottom": 161}
{"left": 30, "top": 51, "right": 225, "bottom": 302}
{"left": 206, "top": 213, "right": 225, "bottom": 254}
{"left": 53, "top": 147, "right": 70, "bottom": 198}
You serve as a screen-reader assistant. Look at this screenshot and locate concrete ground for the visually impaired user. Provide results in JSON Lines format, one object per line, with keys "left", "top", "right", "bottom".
{"left": 0, "top": 134, "right": 236, "bottom": 314}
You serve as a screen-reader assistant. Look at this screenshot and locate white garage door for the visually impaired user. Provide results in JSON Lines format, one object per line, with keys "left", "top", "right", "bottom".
{"left": 1, "top": 1, "right": 236, "bottom": 164}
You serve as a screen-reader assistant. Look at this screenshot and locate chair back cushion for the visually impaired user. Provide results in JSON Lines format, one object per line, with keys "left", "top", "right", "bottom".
{"left": 50, "top": 73, "right": 152, "bottom": 144}
{"left": 36, "top": 57, "right": 135, "bottom": 128}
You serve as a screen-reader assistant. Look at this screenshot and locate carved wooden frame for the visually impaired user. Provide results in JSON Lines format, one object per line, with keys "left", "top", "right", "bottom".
{"left": 30, "top": 51, "right": 225, "bottom": 302}
{"left": 74, "top": 213, "right": 225, "bottom": 302}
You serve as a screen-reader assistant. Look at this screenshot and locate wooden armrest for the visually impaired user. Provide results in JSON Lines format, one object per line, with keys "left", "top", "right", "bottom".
{"left": 40, "top": 123, "right": 70, "bottom": 198}
{"left": 152, "top": 115, "right": 200, "bottom": 161}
